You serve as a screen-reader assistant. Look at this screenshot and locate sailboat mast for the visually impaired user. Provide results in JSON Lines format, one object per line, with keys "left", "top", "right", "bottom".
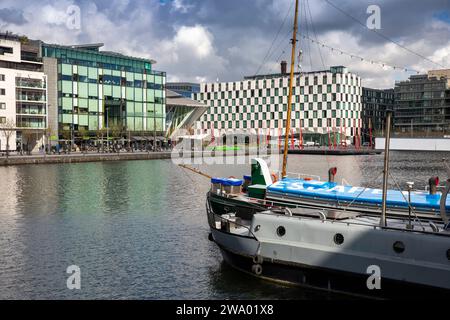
{"left": 282, "top": 0, "right": 300, "bottom": 178}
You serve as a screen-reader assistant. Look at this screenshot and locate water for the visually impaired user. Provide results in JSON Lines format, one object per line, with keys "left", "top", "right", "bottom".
{"left": 0, "top": 151, "right": 448, "bottom": 299}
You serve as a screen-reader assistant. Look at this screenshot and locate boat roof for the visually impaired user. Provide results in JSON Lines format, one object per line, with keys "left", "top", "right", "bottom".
{"left": 267, "top": 178, "right": 450, "bottom": 211}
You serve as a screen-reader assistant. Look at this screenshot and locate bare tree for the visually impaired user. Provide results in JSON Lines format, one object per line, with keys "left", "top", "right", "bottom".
{"left": 21, "top": 130, "right": 36, "bottom": 156}
{"left": 43, "top": 123, "right": 56, "bottom": 156}
{"left": 61, "top": 130, "right": 72, "bottom": 154}
{"left": 0, "top": 119, "right": 16, "bottom": 159}
{"left": 96, "top": 128, "right": 107, "bottom": 153}
{"left": 110, "top": 124, "right": 124, "bottom": 153}
{"left": 78, "top": 127, "right": 87, "bottom": 154}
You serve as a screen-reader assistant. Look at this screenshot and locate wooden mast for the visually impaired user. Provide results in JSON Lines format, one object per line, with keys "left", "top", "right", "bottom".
{"left": 281, "top": 0, "right": 300, "bottom": 178}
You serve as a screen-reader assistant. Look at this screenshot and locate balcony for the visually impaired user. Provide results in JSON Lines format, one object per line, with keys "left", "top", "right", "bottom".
{"left": 16, "top": 93, "right": 47, "bottom": 103}
{"left": 16, "top": 117, "right": 46, "bottom": 129}
{"left": 16, "top": 105, "right": 46, "bottom": 116}
{"left": 16, "top": 78, "right": 46, "bottom": 90}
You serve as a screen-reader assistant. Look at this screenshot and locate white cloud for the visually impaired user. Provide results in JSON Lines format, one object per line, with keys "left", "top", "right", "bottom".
{"left": 154, "top": 25, "right": 228, "bottom": 82}
{"left": 173, "top": 25, "right": 214, "bottom": 59}
{"left": 1, "top": 0, "right": 448, "bottom": 87}
{"left": 171, "top": 0, "right": 193, "bottom": 14}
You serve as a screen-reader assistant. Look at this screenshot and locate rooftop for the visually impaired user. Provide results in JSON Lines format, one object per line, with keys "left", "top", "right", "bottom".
{"left": 244, "top": 66, "right": 350, "bottom": 80}
{"left": 166, "top": 90, "right": 207, "bottom": 108}
{"left": 42, "top": 42, "right": 157, "bottom": 65}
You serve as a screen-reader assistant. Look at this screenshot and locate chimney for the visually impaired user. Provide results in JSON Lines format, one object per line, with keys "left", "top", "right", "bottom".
{"left": 281, "top": 61, "right": 287, "bottom": 74}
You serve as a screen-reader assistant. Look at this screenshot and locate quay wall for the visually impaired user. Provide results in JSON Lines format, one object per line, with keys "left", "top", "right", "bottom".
{"left": 0, "top": 149, "right": 278, "bottom": 166}
{"left": 375, "top": 138, "right": 450, "bottom": 151}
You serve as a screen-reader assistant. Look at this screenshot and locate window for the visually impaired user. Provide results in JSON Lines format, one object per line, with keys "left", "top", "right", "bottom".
{"left": 0, "top": 117, "right": 6, "bottom": 124}
{"left": 0, "top": 46, "right": 13, "bottom": 55}
{"left": 0, "top": 102, "right": 5, "bottom": 109}
{"left": 0, "top": 89, "right": 5, "bottom": 95}
{"left": 0, "top": 74, "right": 5, "bottom": 81}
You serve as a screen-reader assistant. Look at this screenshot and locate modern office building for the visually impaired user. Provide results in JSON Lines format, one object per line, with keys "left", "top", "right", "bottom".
{"left": 166, "top": 82, "right": 200, "bottom": 99}
{"left": 394, "top": 70, "right": 450, "bottom": 135}
{"left": 41, "top": 43, "right": 166, "bottom": 140}
{"left": 362, "top": 87, "right": 394, "bottom": 135}
{"left": 194, "top": 65, "right": 362, "bottom": 143}
{"left": 0, "top": 33, "right": 47, "bottom": 152}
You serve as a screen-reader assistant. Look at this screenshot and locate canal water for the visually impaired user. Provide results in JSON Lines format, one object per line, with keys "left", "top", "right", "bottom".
{"left": 0, "top": 151, "right": 449, "bottom": 299}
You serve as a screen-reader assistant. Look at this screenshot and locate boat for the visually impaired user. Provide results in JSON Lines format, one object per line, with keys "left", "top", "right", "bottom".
{"left": 205, "top": 0, "right": 450, "bottom": 298}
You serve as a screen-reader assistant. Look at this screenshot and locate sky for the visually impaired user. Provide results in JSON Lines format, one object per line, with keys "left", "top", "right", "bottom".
{"left": 0, "top": 0, "right": 449, "bottom": 89}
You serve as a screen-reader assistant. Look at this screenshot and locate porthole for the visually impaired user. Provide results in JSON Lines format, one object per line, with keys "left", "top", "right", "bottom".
{"left": 254, "top": 225, "right": 261, "bottom": 232}
{"left": 276, "top": 226, "right": 286, "bottom": 237}
{"left": 447, "top": 249, "right": 450, "bottom": 261}
{"left": 393, "top": 241, "right": 405, "bottom": 254}
{"left": 334, "top": 233, "right": 344, "bottom": 245}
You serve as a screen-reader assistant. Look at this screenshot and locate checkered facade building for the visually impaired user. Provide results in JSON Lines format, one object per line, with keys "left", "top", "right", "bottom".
{"left": 194, "top": 66, "right": 362, "bottom": 139}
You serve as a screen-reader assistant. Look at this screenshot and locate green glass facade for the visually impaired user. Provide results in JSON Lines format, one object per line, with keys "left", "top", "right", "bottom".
{"left": 42, "top": 44, "right": 166, "bottom": 136}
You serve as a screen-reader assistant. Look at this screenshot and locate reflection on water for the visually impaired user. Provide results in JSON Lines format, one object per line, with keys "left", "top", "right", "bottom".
{"left": 0, "top": 152, "right": 449, "bottom": 299}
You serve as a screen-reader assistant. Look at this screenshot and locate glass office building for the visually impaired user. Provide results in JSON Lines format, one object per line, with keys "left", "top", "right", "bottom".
{"left": 41, "top": 44, "right": 166, "bottom": 138}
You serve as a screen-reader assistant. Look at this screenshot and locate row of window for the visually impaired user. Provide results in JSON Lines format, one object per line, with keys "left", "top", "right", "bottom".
{"left": 199, "top": 85, "right": 360, "bottom": 100}
{"left": 204, "top": 118, "right": 360, "bottom": 130}
{"left": 205, "top": 109, "right": 359, "bottom": 122}
{"left": 59, "top": 93, "right": 165, "bottom": 105}
{"left": 204, "top": 73, "right": 360, "bottom": 92}
{"left": 59, "top": 74, "right": 164, "bottom": 90}
{"left": 205, "top": 101, "right": 360, "bottom": 115}
{"left": 202, "top": 93, "right": 361, "bottom": 108}
{"left": 43, "top": 46, "right": 165, "bottom": 76}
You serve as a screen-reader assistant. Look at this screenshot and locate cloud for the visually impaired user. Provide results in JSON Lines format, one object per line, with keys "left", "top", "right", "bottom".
{"left": 0, "top": 7, "right": 27, "bottom": 25}
{"left": 171, "top": 0, "right": 194, "bottom": 14}
{"left": 154, "top": 24, "right": 228, "bottom": 82}
{"left": 0, "top": 0, "right": 448, "bottom": 88}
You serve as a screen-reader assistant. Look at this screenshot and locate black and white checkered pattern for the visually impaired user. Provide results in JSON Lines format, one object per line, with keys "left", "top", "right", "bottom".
{"left": 194, "top": 68, "right": 362, "bottom": 137}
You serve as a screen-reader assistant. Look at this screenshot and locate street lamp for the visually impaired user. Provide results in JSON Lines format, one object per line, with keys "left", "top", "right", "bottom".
{"left": 106, "top": 106, "right": 109, "bottom": 152}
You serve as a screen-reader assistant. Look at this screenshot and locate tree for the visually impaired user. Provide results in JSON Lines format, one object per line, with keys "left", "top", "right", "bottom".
{"left": 110, "top": 124, "right": 123, "bottom": 139}
{"left": 61, "top": 130, "right": 72, "bottom": 154}
{"left": 110, "top": 124, "right": 124, "bottom": 153}
{"left": 43, "top": 123, "right": 56, "bottom": 156}
{"left": 21, "top": 130, "right": 36, "bottom": 155}
{"left": 78, "top": 127, "right": 88, "bottom": 153}
{"left": 0, "top": 119, "right": 15, "bottom": 159}
{"left": 96, "top": 128, "right": 107, "bottom": 153}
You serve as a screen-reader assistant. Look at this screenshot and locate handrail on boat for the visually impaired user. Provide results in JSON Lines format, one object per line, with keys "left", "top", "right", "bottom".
{"left": 224, "top": 193, "right": 449, "bottom": 236}
{"left": 206, "top": 197, "right": 259, "bottom": 240}
{"left": 273, "top": 170, "right": 321, "bottom": 181}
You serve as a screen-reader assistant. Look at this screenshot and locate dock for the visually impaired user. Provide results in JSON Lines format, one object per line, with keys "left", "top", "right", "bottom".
{"left": 0, "top": 148, "right": 280, "bottom": 166}
{"left": 287, "top": 147, "right": 382, "bottom": 155}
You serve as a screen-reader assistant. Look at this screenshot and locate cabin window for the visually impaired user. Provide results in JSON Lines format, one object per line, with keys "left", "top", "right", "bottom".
{"left": 276, "top": 226, "right": 286, "bottom": 237}
{"left": 334, "top": 233, "right": 344, "bottom": 245}
{"left": 393, "top": 241, "right": 405, "bottom": 254}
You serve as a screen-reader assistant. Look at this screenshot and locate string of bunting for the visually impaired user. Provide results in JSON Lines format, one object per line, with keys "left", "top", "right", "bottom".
{"left": 297, "top": 33, "right": 421, "bottom": 74}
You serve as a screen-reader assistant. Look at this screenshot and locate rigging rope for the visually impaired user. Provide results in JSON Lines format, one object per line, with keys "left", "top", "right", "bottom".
{"left": 388, "top": 171, "right": 426, "bottom": 230}
{"left": 323, "top": 0, "right": 447, "bottom": 69}
{"left": 254, "top": 1, "right": 294, "bottom": 76}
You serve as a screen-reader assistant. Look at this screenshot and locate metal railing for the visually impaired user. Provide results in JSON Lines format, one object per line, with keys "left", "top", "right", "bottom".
{"left": 206, "top": 197, "right": 258, "bottom": 239}
{"left": 210, "top": 193, "right": 450, "bottom": 237}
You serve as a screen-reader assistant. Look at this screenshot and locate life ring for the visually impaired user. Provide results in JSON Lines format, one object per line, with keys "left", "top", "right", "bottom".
{"left": 271, "top": 173, "right": 278, "bottom": 183}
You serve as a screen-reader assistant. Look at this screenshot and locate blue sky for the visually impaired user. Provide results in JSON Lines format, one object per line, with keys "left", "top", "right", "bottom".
{"left": 0, "top": 0, "right": 449, "bottom": 88}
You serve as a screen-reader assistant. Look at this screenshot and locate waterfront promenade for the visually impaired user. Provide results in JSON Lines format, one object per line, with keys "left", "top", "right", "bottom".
{"left": 0, "top": 146, "right": 380, "bottom": 166}
{"left": 0, "top": 151, "right": 173, "bottom": 166}
{"left": 0, "top": 147, "right": 280, "bottom": 166}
